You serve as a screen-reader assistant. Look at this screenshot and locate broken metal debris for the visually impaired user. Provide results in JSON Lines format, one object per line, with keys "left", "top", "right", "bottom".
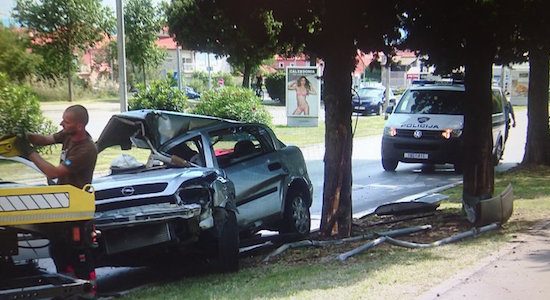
{"left": 263, "top": 225, "right": 432, "bottom": 262}
{"left": 337, "top": 222, "right": 500, "bottom": 261}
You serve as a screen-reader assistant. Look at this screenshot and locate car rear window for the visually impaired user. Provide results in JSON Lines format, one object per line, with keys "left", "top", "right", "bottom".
{"left": 394, "top": 89, "right": 463, "bottom": 115}
{"left": 357, "top": 87, "right": 384, "bottom": 98}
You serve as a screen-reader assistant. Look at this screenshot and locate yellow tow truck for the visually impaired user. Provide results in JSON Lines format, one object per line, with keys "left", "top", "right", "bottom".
{"left": 0, "top": 136, "right": 96, "bottom": 299}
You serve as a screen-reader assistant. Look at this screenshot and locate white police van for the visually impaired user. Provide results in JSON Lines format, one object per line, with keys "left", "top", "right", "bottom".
{"left": 381, "top": 80, "right": 506, "bottom": 172}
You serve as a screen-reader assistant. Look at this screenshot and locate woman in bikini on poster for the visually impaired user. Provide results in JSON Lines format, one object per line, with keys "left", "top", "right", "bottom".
{"left": 288, "top": 76, "right": 316, "bottom": 115}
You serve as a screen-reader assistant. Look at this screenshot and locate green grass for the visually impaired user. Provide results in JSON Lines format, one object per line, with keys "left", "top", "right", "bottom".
{"left": 125, "top": 166, "right": 550, "bottom": 300}
{"left": 273, "top": 115, "right": 386, "bottom": 148}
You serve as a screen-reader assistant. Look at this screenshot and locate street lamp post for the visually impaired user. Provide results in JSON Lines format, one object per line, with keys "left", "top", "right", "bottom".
{"left": 116, "top": 0, "right": 128, "bottom": 112}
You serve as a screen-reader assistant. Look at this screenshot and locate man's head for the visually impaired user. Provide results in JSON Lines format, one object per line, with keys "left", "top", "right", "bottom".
{"left": 60, "top": 105, "right": 89, "bottom": 136}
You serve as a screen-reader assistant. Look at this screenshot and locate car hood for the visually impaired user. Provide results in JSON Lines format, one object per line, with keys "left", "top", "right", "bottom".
{"left": 96, "top": 110, "right": 228, "bottom": 153}
{"left": 92, "top": 167, "right": 218, "bottom": 202}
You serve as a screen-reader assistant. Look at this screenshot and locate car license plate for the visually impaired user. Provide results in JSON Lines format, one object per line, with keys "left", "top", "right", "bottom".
{"left": 404, "top": 152, "right": 428, "bottom": 159}
{"left": 354, "top": 106, "right": 365, "bottom": 110}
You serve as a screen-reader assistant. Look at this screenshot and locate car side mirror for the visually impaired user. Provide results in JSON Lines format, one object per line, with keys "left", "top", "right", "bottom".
{"left": 384, "top": 105, "right": 394, "bottom": 120}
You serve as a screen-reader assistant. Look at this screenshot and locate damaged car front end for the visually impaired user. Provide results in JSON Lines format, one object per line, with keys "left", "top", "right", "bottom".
{"left": 92, "top": 111, "right": 239, "bottom": 271}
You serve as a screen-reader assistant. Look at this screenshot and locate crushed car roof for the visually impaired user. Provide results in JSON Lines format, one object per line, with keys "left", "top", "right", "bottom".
{"left": 96, "top": 110, "right": 239, "bottom": 152}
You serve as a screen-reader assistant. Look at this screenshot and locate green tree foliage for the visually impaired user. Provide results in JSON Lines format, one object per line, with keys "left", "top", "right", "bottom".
{"left": 129, "top": 78, "right": 188, "bottom": 112}
{"left": 125, "top": 0, "right": 166, "bottom": 87}
{"left": 165, "top": 0, "right": 281, "bottom": 88}
{"left": 193, "top": 87, "right": 272, "bottom": 125}
{"left": 264, "top": 71, "right": 286, "bottom": 104}
{"left": 0, "top": 25, "right": 42, "bottom": 82}
{"left": 13, "top": 0, "right": 115, "bottom": 101}
{"left": 0, "top": 73, "right": 56, "bottom": 137}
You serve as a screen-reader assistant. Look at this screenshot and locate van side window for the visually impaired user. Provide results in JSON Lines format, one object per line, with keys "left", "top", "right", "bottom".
{"left": 492, "top": 90, "right": 504, "bottom": 114}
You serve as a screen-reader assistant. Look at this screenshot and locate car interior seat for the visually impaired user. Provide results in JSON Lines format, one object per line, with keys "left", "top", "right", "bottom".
{"left": 233, "top": 140, "right": 256, "bottom": 158}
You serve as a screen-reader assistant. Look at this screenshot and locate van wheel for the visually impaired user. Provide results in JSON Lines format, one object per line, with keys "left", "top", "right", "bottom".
{"left": 493, "top": 139, "right": 503, "bottom": 166}
{"left": 454, "top": 162, "right": 463, "bottom": 174}
{"left": 382, "top": 157, "right": 398, "bottom": 171}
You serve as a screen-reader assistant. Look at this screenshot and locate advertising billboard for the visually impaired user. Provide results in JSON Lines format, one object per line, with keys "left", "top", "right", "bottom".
{"left": 286, "top": 66, "right": 321, "bottom": 127}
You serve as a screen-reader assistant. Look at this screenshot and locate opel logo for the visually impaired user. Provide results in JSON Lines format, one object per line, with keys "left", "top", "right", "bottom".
{"left": 121, "top": 186, "right": 135, "bottom": 196}
{"left": 413, "top": 130, "right": 423, "bottom": 139}
{"left": 418, "top": 117, "right": 430, "bottom": 123}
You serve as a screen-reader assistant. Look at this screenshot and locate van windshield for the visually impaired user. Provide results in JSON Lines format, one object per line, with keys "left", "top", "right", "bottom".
{"left": 394, "top": 90, "right": 463, "bottom": 115}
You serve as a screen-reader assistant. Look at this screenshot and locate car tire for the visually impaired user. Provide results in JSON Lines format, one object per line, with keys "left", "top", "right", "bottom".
{"left": 493, "top": 138, "right": 503, "bottom": 166}
{"left": 377, "top": 104, "right": 382, "bottom": 116}
{"left": 280, "top": 189, "right": 311, "bottom": 237}
{"left": 213, "top": 208, "right": 239, "bottom": 272}
{"left": 381, "top": 157, "right": 398, "bottom": 171}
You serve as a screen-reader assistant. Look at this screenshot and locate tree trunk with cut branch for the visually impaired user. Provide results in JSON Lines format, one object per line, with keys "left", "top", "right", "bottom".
{"left": 319, "top": 3, "right": 356, "bottom": 238}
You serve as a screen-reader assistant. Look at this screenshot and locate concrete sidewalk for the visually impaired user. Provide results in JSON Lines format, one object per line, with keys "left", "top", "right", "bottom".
{"left": 418, "top": 220, "right": 550, "bottom": 300}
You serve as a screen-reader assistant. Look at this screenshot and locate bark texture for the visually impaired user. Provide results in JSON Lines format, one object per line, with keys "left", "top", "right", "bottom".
{"left": 462, "top": 45, "right": 495, "bottom": 223}
{"left": 319, "top": 3, "right": 355, "bottom": 238}
{"left": 522, "top": 48, "right": 550, "bottom": 166}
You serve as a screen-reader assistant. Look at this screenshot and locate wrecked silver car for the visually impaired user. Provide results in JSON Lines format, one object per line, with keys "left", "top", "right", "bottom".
{"left": 92, "top": 110, "right": 313, "bottom": 271}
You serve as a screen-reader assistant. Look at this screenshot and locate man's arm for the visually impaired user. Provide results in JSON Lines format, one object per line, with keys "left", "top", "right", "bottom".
{"left": 27, "top": 152, "right": 70, "bottom": 179}
{"left": 27, "top": 133, "right": 56, "bottom": 146}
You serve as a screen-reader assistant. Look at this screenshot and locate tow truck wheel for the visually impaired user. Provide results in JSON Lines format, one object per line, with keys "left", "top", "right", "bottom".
{"left": 382, "top": 157, "right": 398, "bottom": 171}
{"left": 214, "top": 208, "right": 239, "bottom": 272}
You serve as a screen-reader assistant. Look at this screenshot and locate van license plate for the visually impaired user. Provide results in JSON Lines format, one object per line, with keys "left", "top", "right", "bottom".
{"left": 404, "top": 153, "right": 428, "bottom": 159}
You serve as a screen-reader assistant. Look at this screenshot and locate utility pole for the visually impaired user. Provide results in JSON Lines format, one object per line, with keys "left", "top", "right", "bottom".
{"left": 116, "top": 0, "right": 128, "bottom": 112}
{"left": 176, "top": 46, "right": 182, "bottom": 90}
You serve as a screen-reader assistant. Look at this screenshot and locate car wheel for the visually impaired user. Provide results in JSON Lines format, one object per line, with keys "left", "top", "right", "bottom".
{"left": 280, "top": 189, "right": 311, "bottom": 237}
{"left": 493, "top": 138, "right": 503, "bottom": 166}
{"left": 213, "top": 208, "right": 239, "bottom": 272}
{"left": 377, "top": 104, "right": 382, "bottom": 115}
{"left": 381, "top": 157, "right": 398, "bottom": 171}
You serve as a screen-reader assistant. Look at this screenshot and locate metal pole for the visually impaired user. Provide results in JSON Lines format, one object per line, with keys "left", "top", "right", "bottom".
{"left": 116, "top": 0, "right": 128, "bottom": 112}
{"left": 207, "top": 53, "right": 212, "bottom": 89}
{"left": 176, "top": 46, "right": 182, "bottom": 90}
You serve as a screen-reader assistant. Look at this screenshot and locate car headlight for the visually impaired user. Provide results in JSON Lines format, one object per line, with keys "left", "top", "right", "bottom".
{"left": 441, "top": 128, "right": 462, "bottom": 139}
{"left": 383, "top": 127, "right": 397, "bottom": 137}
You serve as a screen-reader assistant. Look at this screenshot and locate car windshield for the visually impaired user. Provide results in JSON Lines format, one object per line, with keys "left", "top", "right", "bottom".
{"left": 357, "top": 87, "right": 384, "bottom": 98}
{"left": 394, "top": 89, "right": 463, "bottom": 115}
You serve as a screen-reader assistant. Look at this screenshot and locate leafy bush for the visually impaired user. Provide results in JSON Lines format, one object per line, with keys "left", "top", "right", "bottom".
{"left": 188, "top": 71, "right": 236, "bottom": 93}
{"left": 0, "top": 73, "right": 56, "bottom": 137}
{"left": 192, "top": 87, "right": 272, "bottom": 126}
{"left": 129, "top": 78, "right": 188, "bottom": 112}
{"left": 265, "top": 71, "right": 286, "bottom": 104}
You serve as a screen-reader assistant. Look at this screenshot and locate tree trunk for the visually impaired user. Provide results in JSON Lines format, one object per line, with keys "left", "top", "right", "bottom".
{"left": 522, "top": 48, "right": 550, "bottom": 166}
{"left": 319, "top": 3, "right": 355, "bottom": 238}
{"left": 462, "top": 47, "right": 495, "bottom": 224}
{"left": 242, "top": 63, "right": 251, "bottom": 88}
{"left": 142, "top": 64, "right": 147, "bottom": 87}
{"left": 67, "top": 65, "right": 73, "bottom": 102}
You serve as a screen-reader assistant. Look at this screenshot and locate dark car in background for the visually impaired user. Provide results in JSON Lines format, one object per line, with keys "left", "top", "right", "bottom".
{"left": 352, "top": 83, "right": 396, "bottom": 115}
{"left": 185, "top": 86, "right": 201, "bottom": 99}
